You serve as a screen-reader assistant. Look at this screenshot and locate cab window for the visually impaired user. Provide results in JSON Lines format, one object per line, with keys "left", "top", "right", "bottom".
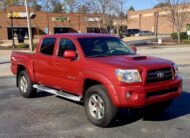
{"left": 57, "top": 38, "right": 77, "bottom": 57}
{"left": 40, "top": 38, "right": 56, "bottom": 55}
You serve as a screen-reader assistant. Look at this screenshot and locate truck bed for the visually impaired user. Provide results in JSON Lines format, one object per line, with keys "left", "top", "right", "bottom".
{"left": 11, "top": 50, "right": 35, "bottom": 75}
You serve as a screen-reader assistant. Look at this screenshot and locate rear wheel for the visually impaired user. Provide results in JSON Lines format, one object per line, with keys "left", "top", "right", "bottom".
{"left": 18, "top": 70, "right": 36, "bottom": 98}
{"left": 84, "top": 85, "right": 117, "bottom": 127}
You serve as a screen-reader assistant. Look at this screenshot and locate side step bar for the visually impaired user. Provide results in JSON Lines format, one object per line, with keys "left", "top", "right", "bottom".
{"left": 33, "top": 84, "right": 82, "bottom": 102}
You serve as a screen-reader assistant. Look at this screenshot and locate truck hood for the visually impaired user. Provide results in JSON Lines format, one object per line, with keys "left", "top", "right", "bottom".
{"left": 87, "top": 55, "right": 174, "bottom": 71}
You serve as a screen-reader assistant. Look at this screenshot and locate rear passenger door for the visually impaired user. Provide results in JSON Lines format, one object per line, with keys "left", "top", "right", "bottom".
{"left": 34, "top": 37, "right": 57, "bottom": 87}
{"left": 52, "top": 38, "right": 80, "bottom": 94}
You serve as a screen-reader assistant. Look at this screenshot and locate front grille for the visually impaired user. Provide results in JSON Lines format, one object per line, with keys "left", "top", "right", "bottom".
{"left": 146, "top": 87, "right": 179, "bottom": 99}
{"left": 146, "top": 68, "right": 173, "bottom": 84}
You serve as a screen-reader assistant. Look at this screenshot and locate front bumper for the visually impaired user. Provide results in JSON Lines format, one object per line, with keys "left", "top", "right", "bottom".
{"left": 114, "top": 76, "right": 182, "bottom": 107}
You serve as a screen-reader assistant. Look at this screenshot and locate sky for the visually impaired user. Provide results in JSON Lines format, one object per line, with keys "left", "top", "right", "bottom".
{"left": 124, "top": 0, "right": 159, "bottom": 11}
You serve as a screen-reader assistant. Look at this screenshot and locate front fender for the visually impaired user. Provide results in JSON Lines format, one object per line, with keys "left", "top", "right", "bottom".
{"left": 78, "top": 70, "right": 121, "bottom": 106}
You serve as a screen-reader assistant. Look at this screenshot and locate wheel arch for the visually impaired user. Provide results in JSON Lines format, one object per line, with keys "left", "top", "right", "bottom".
{"left": 78, "top": 71, "right": 120, "bottom": 106}
{"left": 16, "top": 64, "right": 34, "bottom": 87}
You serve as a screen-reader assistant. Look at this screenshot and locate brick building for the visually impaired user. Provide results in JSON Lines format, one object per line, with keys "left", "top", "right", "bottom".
{"left": 0, "top": 6, "right": 100, "bottom": 40}
{"left": 128, "top": 7, "right": 189, "bottom": 34}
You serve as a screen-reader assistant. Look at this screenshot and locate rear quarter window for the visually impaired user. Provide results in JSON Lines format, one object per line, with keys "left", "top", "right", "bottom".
{"left": 40, "top": 38, "right": 56, "bottom": 55}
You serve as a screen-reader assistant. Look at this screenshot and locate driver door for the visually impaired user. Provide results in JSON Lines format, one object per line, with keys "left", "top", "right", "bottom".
{"left": 52, "top": 38, "right": 80, "bottom": 94}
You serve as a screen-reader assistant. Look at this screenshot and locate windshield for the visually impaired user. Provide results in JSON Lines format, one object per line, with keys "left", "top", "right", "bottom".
{"left": 78, "top": 37, "right": 134, "bottom": 58}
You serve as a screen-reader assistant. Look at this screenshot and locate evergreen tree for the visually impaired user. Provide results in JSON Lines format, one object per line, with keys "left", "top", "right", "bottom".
{"left": 128, "top": 6, "right": 135, "bottom": 11}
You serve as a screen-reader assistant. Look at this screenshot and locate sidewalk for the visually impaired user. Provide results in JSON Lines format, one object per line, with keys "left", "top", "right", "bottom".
{"left": 0, "top": 50, "right": 13, "bottom": 77}
{"left": 0, "top": 50, "right": 12, "bottom": 63}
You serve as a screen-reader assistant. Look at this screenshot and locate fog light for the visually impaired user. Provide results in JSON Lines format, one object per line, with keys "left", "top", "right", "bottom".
{"left": 126, "top": 92, "right": 132, "bottom": 99}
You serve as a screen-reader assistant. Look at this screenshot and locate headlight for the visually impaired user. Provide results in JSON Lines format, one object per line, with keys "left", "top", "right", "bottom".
{"left": 115, "top": 69, "right": 142, "bottom": 83}
{"left": 173, "top": 64, "right": 178, "bottom": 77}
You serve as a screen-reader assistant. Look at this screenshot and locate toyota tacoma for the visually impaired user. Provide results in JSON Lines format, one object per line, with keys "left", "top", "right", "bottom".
{"left": 11, "top": 33, "right": 182, "bottom": 127}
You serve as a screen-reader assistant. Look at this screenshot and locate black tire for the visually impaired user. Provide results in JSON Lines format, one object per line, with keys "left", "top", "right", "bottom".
{"left": 18, "top": 70, "right": 36, "bottom": 98}
{"left": 84, "top": 85, "right": 117, "bottom": 127}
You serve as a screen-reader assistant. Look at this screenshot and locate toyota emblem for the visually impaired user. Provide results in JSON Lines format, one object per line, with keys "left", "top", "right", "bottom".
{"left": 157, "top": 72, "right": 164, "bottom": 79}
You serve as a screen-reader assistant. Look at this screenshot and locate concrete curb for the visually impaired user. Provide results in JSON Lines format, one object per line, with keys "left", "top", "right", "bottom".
{"left": 136, "top": 44, "right": 190, "bottom": 49}
{"left": 0, "top": 61, "right": 10, "bottom": 64}
{"left": 0, "top": 76, "right": 15, "bottom": 79}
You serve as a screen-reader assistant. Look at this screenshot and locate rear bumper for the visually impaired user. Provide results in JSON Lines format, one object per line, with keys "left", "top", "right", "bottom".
{"left": 113, "top": 76, "right": 182, "bottom": 108}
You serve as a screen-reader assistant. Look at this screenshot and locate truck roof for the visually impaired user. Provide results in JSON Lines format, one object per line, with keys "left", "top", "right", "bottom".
{"left": 41, "top": 33, "right": 118, "bottom": 39}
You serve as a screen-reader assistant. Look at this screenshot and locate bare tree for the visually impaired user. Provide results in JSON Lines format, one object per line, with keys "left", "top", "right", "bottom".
{"left": 159, "top": 0, "right": 190, "bottom": 44}
{"left": 64, "top": 0, "right": 78, "bottom": 13}
{"left": 82, "top": 0, "right": 123, "bottom": 33}
{"left": 39, "top": 0, "right": 65, "bottom": 12}
{"left": 51, "top": 0, "right": 66, "bottom": 13}
{"left": 30, "top": 1, "right": 42, "bottom": 11}
{"left": 39, "top": 0, "right": 52, "bottom": 11}
{"left": 116, "top": 0, "right": 127, "bottom": 35}
{"left": 0, "top": 0, "right": 24, "bottom": 10}
{"left": 0, "top": 0, "right": 8, "bottom": 10}
{"left": 77, "top": 4, "right": 89, "bottom": 13}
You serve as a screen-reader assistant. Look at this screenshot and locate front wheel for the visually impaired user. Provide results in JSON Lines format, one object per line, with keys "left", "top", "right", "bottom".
{"left": 18, "top": 70, "right": 36, "bottom": 98}
{"left": 84, "top": 85, "right": 117, "bottom": 127}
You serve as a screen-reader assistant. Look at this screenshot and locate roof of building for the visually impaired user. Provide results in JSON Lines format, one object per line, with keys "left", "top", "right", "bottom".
{"left": 42, "top": 33, "right": 118, "bottom": 39}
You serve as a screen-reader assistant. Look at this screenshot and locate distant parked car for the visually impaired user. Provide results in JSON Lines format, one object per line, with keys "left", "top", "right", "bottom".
{"left": 136, "top": 31, "right": 155, "bottom": 36}
{"left": 125, "top": 29, "right": 141, "bottom": 37}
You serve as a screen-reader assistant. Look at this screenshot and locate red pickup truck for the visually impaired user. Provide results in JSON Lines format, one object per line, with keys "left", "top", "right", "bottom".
{"left": 11, "top": 33, "right": 182, "bottom": 127}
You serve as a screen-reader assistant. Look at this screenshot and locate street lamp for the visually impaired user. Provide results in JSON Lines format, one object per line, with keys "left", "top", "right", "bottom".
{"left": 120, "top": 2, "right": 123, "bottom": 27}
{"left": 119, "top": 1, "right": 124, "bottom": 38}
{"left": 25, "top": 0, "right": 34, "bottom": 51}
{"left": 155, "top": 12, "right": 159, "bottom": 39}
{"left": 9, "top": 10, "right": 16, "bottom": 48}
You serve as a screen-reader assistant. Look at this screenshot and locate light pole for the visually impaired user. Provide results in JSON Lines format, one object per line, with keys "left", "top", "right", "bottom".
{"left": 118, "top": 2, "right": 124, "bottom": 37}
{"left": 120, "top": 2, "right": 123, "bottom": 25}
{"left": 155, "top": 12, "right": 159, "bottom": 39}
{"left": 46, "top": 12, "right": 49, "bottom": 34}
{"left": 9, "top": 10, "right": 15, "bottom": 49}
{"left": 120, "top": 2, "right": 123, "bottom": 30}
{"left": 25, "top": 0, "right": 34, "bottom": 51}
{"left": 78, "top": 14, "right": 81, "bottom": 33}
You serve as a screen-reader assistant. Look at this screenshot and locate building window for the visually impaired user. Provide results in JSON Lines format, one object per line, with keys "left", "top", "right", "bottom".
{"left": 7, "top": 27, "right": 36, "bottom": 40}
{"left": 87, "top": 27, "right": 101, "bottom": 33}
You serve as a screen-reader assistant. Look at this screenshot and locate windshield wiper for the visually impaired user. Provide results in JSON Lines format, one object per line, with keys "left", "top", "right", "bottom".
{"left": 117, "top": 53, "right": 136, "bottom": 56}
{"left": 87, "top": 54, "right": 111, "bottom": 58}
{"left": 87, "top": 53, "right": 135, "bottom": 58}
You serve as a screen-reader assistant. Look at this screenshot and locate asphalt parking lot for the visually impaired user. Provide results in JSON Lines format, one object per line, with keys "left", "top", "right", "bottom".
{"left": 0, "top": 46, "right": 190, "bottom": 138}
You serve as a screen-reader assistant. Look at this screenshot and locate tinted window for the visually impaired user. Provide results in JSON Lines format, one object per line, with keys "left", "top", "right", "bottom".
{"left": 40, "top": 38, "right": 56, "bottom": 55}
{"left": 133, "top": 30, "right": 140, "bottom": 33}
{"left": 58, "top": 38, "right": 77, "bottom": 57}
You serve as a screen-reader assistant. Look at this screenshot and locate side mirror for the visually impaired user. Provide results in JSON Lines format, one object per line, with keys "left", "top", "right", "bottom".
{"left": 63, "top": 50, "right": 77, "bottom": 59}
{"left": 129, "top": 45, "right": 137, "bottom": 53}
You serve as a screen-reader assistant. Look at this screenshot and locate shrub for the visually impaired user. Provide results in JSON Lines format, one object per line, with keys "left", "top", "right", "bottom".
{"left": 33, "top": 43, "right": 38, "bottom": 49}
{"left": 17, "top": 43, "right": 29, "bottom": 49}
{"left": 182, "top": 39, "right": 190, "bottom": 44}
{"left": 171, "top": 32, "right": 187, "bottom": 40}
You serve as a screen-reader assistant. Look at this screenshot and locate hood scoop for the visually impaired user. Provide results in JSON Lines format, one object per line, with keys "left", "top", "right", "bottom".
{"left": 132, "top": 56, "right": 147, "bottom": 60}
